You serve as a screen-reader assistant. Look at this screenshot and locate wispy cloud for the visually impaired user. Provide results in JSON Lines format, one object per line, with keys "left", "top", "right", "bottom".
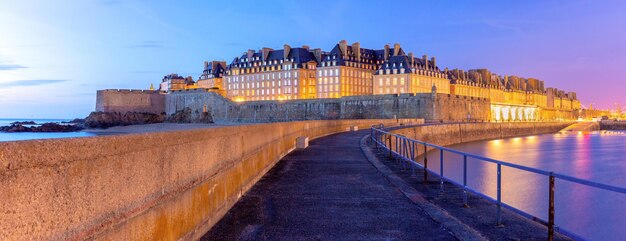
{"left": 0, "top": 79, "right": 68, "bottom": 88}
{"left": 127, "top": 40, "right": 163, "bottom": 48}
{"left": 0, "top": 64, "right": 28, "bottom": 71}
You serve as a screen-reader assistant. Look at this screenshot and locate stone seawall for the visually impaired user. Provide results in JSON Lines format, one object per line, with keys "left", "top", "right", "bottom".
{"left": 600, "top": 120, "right": 626, "bottom": 130}
{"left": 165, "top": 90, "right": 491, "bottom": 122}
{"left": 96, "top": 89, "right": 165, "bottom": 114}
{"left": 0, "top": 119, "right": 418, "bottom": 241}
{"left": 386, "top": 122, "right": 572, "bottom": 157}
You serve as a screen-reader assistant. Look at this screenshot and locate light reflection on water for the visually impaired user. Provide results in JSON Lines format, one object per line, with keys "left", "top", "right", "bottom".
{"left": 422, "top": 131, "right": 626, "bottom": 241}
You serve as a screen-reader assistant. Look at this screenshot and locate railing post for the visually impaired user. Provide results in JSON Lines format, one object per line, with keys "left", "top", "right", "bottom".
{"left": 394, "top": 135, "right": 398, "bottom": 162}
{"left": 548, "top": 172, "right": 555, "bottom": 241}
{"left": 423, "top": 144, "right": 428, "bottom": 184}
{"left": 410, "top": 141, "right": 416, "bottom": 176}
{"left": 403, "top": 139, "right": 409, "bottom": 169}
{"left": 387, "top": 136, "right": 392, "bottom": 158}
{"left": 463, "top": 155, "right": 468, "bottom": 207}
{"left": 440, "top": 149, "right": 444, "bottom": 192}
{"left": 496, "top": 163, "right": 502, "bottom": 226}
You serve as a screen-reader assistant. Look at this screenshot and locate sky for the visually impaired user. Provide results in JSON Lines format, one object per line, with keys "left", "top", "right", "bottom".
{"left": 0, "top": 0, "right": 625, "bottom": 118}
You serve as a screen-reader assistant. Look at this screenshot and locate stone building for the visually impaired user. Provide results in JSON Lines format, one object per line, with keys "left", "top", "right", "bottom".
{"left": 316, "top": 40, "right": 378, "bottom": 98}
{"left": 373, "top": 47, "right": 450, "bottom": 95}
{"left": 154, "top": 40, "right": 581, "bottom": 121}
{"left": 197, "top": 61, "right": 227, "bottom": 95}
{"left": 223, "top": 45, "right": 318, "bottom": 101}
{"left": 159, "top": 74, "right": 194, "bottom": 92}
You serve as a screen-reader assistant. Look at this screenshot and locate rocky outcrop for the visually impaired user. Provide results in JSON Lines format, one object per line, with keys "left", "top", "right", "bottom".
{"left": 10, "top": 121, "right": 36, "bottom": 125}
{"left": 0, "top": 123, "right": 84, "bottom": 132}
{"left": 166, "top": 107, "right": 213, "bottom": 123}
{"left": 84, "top": 112, "right": 165, "bottom": 129}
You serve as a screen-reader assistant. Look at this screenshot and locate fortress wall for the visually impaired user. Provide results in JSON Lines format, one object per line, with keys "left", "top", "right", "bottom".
{"left": 96, "top": 89, "right": 165, "bottom": 114}
{"left": 165, "top": 90, "right": 492, "bottom": 122}
{"left": 0, "top": 118, "right": 419, "bottom": 241}
{"left": 387, "top": 122, "right": 572, "bottom": 158}
{"left": 599, "top": 121, "right": 626, "bottom": 130}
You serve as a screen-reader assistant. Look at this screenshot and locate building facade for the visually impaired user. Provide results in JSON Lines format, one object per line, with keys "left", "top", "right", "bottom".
{"left": 161, "top": 40, "right": 581, "bottom": 121}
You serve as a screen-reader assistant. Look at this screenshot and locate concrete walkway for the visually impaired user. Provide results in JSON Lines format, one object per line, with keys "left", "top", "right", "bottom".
{"left": 201, "top": 130, "right": 456, "bottom": 241}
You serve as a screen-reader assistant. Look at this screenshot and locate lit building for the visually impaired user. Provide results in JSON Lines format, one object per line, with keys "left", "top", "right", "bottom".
{"left": 224, "top": 45, "right": 318, "bottom": 101}
{"left": 178, "top": 40, "right": 582, "bottom": 121}
{"left": 316, "top": 40, "right": 379, "bottom": 98}
{"left": 160, "top": 74, "right": 194, "bottom": 92}
{"left": 373, "top": 47, "right": 450, "bottom": 95}
{"left": 198, "top": 61, "right": 227, "bottom": 95}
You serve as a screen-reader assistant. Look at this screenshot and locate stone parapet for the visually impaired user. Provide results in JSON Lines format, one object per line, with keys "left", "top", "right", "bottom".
{"left": 0, "top": 118, "right": 418, "bottom": 240}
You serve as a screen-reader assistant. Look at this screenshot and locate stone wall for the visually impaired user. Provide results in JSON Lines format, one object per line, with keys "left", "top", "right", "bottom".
{"left": 96, "top": 89, "right": 165, "bottom": 114}
{"left": 0, "top": 118, "right": 417, "bottom": 241}
{"left": 600, "top": 120, "right": 626, "bottom": 130}
{"left": 385, "top": 122, "right": 572, "bottom": 157}
{"left": 165, "top": 90, "right": 492, "bottom": 122}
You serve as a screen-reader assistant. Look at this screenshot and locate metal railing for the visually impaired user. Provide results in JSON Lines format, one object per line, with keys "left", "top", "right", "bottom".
{"left": 369, "top": 125, "right": 626, "bottom": 241}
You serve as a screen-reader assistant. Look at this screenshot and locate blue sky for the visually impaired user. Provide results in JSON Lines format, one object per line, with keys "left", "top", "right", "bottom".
{"left": 1, "top": 0, "right": 625, "bottom": 118}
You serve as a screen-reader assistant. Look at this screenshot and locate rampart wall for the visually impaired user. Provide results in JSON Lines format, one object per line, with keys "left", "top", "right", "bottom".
{"left": 0, "top": 119, "right": 418, "bottom": 240}
{"left": 385, "top": 122, "right": 572, "bottom": 157}
{"left": 600, "top": 120, "right": 626, "bottom": 130}
{"left": 96, "top": 89, "right": 165, "bottom": 114}
{"left": 165, "top": 90, "right": 492, "bottom": 122}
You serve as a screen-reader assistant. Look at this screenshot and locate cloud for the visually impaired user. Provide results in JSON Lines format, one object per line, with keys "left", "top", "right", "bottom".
{"left": 127, "top": 40, "right": 163, "bottom": 48}
{"left": 0, "top": 64, "right": 28, "bottom": 71}
{"left": 0, "top": 79, "right": 68, "bottom": 88}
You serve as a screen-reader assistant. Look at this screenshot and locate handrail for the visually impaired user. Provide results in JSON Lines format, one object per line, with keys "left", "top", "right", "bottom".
{"left": 369, "top": 125, "right": 626, "bottom": 241}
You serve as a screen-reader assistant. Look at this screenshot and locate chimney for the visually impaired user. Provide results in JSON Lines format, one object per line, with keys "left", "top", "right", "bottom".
{"left": 312, "top": 48, "right": 322, "bottom": 63}
{"left": 204, "top": 61, "right": 209, "bottom": 69}
{"left": 302, "top": 45, "right": 309, "bottom": 50}
{"left": 247, "top": 49, "right": 254, "bottom": 60}
{"left": 352, "top": 42, "right": 361, "bottom": 61}
{"left": 339, "top": 40, "right": 348, "bottom": 57}
{"left": 430, "top": 57, "right": 436, "bottom": 69}
{"left": 262, "top": 47, "right": 272, "bottom": 61}
{"left": 423, "top": 55, "right": 428, "bottom": 69}
{"left": 393, "top": 43, "right": 401, "bottom": 56}
{"left": 384, "top": 44, "right": 390, "bottom": 61}
{"left": 408, "top": 52, "right": 414, "bottom": 65}
{"left": 283, "top": 44, "right": 291, "bottom": 59}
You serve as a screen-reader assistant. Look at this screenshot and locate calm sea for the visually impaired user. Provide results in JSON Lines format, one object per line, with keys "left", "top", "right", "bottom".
{"left": 424, "top": 131, "right": 626, "bottom": 241}
{"left": 0, "top": 118, "right": 95, "bottom": 142}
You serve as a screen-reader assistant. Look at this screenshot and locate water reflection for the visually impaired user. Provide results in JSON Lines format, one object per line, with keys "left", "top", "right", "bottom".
{"left": 425, "top": 131, "right": 626, "bottom": 241}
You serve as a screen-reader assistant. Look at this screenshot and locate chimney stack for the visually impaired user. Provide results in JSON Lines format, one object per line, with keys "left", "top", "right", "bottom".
{"left": 430, "top": 57, "right": 436, "bottom": 69}
{"left": 408, "top": 52, "right": 414, "bottom": 65}
{"left": 339, "top": 40, "right": 348, "bottom": 57}
{"left": 204, "top": 61, "right": 209, "bottom": 69}
{"left": 284, "top": 44, "right": 291, "bottom": 59}
{"left": 384, "top": 44, "right": 390, "bottom": 61}
{"left": 262, "top": 47, "right": 272, "bottom": 61}
{"left": 302, "top": 45, "right": 309, "bottom": 50}
{"left": 393, "top": 43, "right": 401, "bottom": 56}
{"left": 423, "top": 55, "right": 428, "bottom": 69}
{"left": 352, "top": 42, "right": 361, "bottom": 61}
{"left": 312, "top": 48, "right": 322, "bottom": 63}
{"left": 247, "top": 49, "right": 254, "bottom": 60}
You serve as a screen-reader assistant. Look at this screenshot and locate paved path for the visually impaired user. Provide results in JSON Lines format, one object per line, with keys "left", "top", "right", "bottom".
{"left": 201, "top": 130, "right": 456, "bottom": 241}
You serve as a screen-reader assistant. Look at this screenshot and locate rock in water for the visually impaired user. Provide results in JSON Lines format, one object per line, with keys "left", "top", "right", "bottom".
{"left": 0, "top": 123, "right": 83, "bottom": 132}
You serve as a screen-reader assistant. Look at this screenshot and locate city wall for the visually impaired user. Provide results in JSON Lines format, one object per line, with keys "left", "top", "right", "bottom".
{"left": 600, "top": 120, "right": 626, "bottom": 130}
{"left": 96, "top": 89, "right": 165, "bottom": 114}
{"left": 0, "top": 118, "right": 418, "bottom": 241}
{"left": 165, "top": 90, "right": 491, "bottom": 122}
{"left": 384, "top": 122, "right": 572, "bottom": 157}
